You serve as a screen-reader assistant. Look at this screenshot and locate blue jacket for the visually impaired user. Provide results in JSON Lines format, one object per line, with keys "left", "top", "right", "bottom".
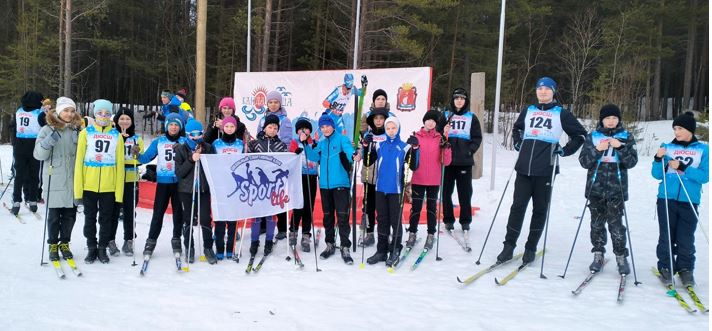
{"left": 162, "top": 96, "right": 192, "bottom": 123}
{"left": 305, "top": 131, "right": 354, "bottom": 189}
{"left": 138, "top": 135, "right": 187, "bottom": 184}
{"left": 364, "top": 135, "right": 419, "bottom": 194}
{"left": 651, "top": 139, "right": 708, "bottom": 204}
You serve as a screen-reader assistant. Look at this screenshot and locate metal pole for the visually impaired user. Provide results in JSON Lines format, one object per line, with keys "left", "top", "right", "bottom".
{"left": 352, "top": 0, "right": 362, "bottom": 70}
{"left": 246, "top": 0, "right": 252, "bottom": 72}
{"left": 490, "top": 0, "right": 507, "bottom": 190}
{"left": 195, "top": 0, "right": 207, "bottom": 126}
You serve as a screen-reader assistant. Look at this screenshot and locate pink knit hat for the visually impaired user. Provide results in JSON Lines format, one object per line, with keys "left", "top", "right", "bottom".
{"left": 219, "top": 97, "right": 236, "bottom": 110}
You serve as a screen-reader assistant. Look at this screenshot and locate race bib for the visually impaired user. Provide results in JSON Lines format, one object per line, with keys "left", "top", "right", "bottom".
{"left": 123, "top": 136, "right": 139, "bottom": 160}
{"left": 522, "top": 105, "right": 564, "bottom": 143}
{"left": 15, "top": 108, "right": 42, "bottom": 138}
{"left": 214, "top": 139, "right": 244, "bottom": 154}
{"left": 83, "top": 126, "right": 119, "bottom": 167}
{"left": 156, "top": 137, "right": 181, "bottom": 177}
{"left": 665, "top": 144, "right": 703, "bottom": 174}
{"left": 445, "top": 112, "right": 473, "bottom": 140}
{"left": 591, "top": 131, "right": 629, "bottom": 163}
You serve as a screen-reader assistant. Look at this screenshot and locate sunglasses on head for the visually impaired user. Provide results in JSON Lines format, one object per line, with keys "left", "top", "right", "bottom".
{"left": 188, "top": 130, "right": 204, "bottom": 137}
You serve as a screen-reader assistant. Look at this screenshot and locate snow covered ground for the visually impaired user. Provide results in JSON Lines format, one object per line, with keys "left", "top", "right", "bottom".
{"left": 0, "top": 120, "right": 708, "bottom": 330}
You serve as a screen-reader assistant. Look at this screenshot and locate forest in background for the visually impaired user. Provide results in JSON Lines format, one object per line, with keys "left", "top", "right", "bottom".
{"left": 0, "top": 0, "right": 707, "bottom": 142}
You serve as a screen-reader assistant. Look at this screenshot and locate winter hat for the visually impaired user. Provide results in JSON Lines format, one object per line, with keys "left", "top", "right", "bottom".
{"left": 160, "top": 90, "right": 173, "bottom": 99}
{"left": 536, "top": 77, "right": 557, "bottom": 92}
{"left": 164, "top": 113, "right": 184, "bottom": 131}
{"left": 366, "top": 107, "right": 389, "bottom": 129}
{"left": 55, "top": 97, "right": 76, "bottom": 114}
{"left": 372, "top": 89, "right": 388, "bottom": 103}
{"left": 295, "top": 117, "right": 313, "bottom": 133}
{"left": 263, "top": 114, "right": 281, "bottom": 130}
{"left": 219, "top": 97, "right": 236, "bottom": 111}
{"left": 344, "top": 73, "right": 354, "bottom": 89}
{"left": 599, "top": 104, "right": 621, "bottom": 122}
{"left": 266, "top": 91, "right": 282, "bottom": 105}
{"left": 92, "top": 99, "right": 114, "bottom": 116}
{"left": 185, "top": 118, "right": 203, "bottom": 134}
{"left": 318, "top": 113, "right": 335, "bottom": 129}
{"left": 384, "top": 116, "right": 401, "bottom": 132}
{"left": 114, "top": 107, "right": 136, "bottom": 136}
{"left": 452, "top": 87, "right": 468, "bottom": 100}
{"left": 672, "top": 111, "right": 697, "bottom": 134}
{"left": 222, "top": 116, "right": 237, "bottom": 129}
{"left": 176, "top": 88, "right": 188, "bottom": 99}
{"left": 42, "top": 98, "right": 53, "bottom": 107}
{"left": 21, "top": 91, "right": 44, "bottom": 109}
{"left": 422, "top": 110, "right": 442, "bottom": 124}
{"left": 450, "top": 87, "right": 470, "bottom": 112}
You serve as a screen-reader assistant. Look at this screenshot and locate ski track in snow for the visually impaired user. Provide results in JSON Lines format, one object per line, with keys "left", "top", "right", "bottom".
{"left": 0, "top": 120, "right": 708, "bottom": 330}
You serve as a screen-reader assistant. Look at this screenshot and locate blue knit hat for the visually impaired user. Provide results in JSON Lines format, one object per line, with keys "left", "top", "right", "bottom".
{"left": 92, "top": 99, "right": 113, "bottom": 116}
{"left": 318, "top": 113, "right": 335, "bottom": 128}
{"left": 536, "top": 77, "right": 557, "bottom": 92}
{"left": 164, "top": 113, "right": 184, "bottom": 131}
{"left": 185, "top": 119, "right": 203, "bottom": 134}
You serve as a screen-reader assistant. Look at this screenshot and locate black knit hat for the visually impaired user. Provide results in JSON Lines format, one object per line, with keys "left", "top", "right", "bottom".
{"left": 295, "top": 117, "right": 312, "bottom": 134}
{"left": 21, "top": 91, "right": 44, "bottom": 109}
{"left": 599, "top": 104, "right": 621, "bottom": 122}
{"left": 672, "top": 111, "right": 696, "bottom": 134}
{"left": 113, "top": 107, "right": 136, "bottom": 136}
{"left": 367, "top": 107, "right": 389, "bottom": 129}
{"left": 372, "top": 89, "right": 388, "bottom": 103}
{"left": 422, "top": 110, "right": 442, "bottom": 124}
{"left": 263, "top": 114, "right": 281, "bottom": 130}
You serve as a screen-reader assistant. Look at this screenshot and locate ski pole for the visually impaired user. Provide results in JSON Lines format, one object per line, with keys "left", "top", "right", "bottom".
{"left": 660, "top": 156, "right": 677, "bottom": 289}
{"left": 359, "top": 142, "right": 372, "bottom": 268}
{"left": 197, "top": 160, "right": 207, "bottom": 262}
{"left": 539, "top": 153, "right": 559, "bottom": 279}
{"left": 387, "top": 146, "right": 414, "bottom": 272}
{"left": 236, "top": 218, "right": 247, "bottom": 263}
{"left": 0, "top": 174, "right": 14, "bottom": 201}
{"left": 674, "top": 172, "right": 708, "bottom": 243}
{"left": 435, "top": 149, "right": 446, "bottom": 262}
{"left": 615, "top": 162, "right": 641, "bottom": 285}
{"left": 184, "top": 161, "right": 199, "bottom": 271}
{"left": 350, "top": 154, "right": 359, "bottom": 252}
{"left": 131, "top": 158, "right": 139, "bottom": 267}
{"left": 40, "top": 149, "right": 53, "bottom": 266}
{"left": 475, "top": 166, "right": 515, "bottom": 265}
{"left": 305, "top": 167, "right": 321, "bottom": 272}
{"left": 558, "top": 159, "right": 601, "bottom": 279}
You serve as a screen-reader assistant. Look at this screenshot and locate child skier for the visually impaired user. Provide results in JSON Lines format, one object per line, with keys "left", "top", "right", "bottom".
{"left": 406, "top": 110, "right": 451, "bottom": 251}
{"left": 74, "top": 99, "right": 125, "bottom": 264}
{"left": 175, "top": 119, "right": 218, "bottom": 265}
{"left": 305, "top": 114, "right": 357, "bottom": 264}
{"left": 205, "top": 97, "right": 248, "bottom": 145}
{"left": 363, "top": 117, "right": 419, "bottom": 266}
{"left": 442, "top": 87, "right": 482, "bottom": 234}
{"left": 497, "top": 77, "right": 586, "bottom": 264}
{"left": 108, "top": 107, "right": 144, "bottom": 257}
{"left": 247, "top": 114, "right": 288, "bottom": 258}
{"left": 578, "top": 104, "right": 638, "bottom": 275}
{"left": 292, "top": 117, "right": 319, "bottom": 252}
{"left": 33, "top": 97, "right": 82, "bottom": 262}
{"left": 211, "top": 115, "right": 245, "bottom": 260}
{"left": 134, "top": 113, "right": 187, "bottom": 261}
{"left": 11, "top": 91, "right": 47, "bottom": 215}
{"left": 257, "top": 91, "right": 293, "bottom": 240}
{"left": 652, "top": 112, "right": 708, "bottom": 286}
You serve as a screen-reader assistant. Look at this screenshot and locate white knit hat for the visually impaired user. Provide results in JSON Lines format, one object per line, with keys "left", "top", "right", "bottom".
{"left": 56, "top": 97, "right": 76, "bottom": 113}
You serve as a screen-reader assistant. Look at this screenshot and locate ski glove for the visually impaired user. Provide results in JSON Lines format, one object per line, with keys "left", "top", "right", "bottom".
{"left": 74, "top": 199, "right": 83, "bottom": 207}
{"left": 553, "top": 145, "right": 564, "bottom": 156}
{"left": 40, "top": 130, "right": 61, "bottom": 150}
{"left": 362, "top": 134, "right": 373, "bottom": 146}
{"left": 294, "top": 147, "right": 303, "bottom": 155}
{"left": 406, "top": 135, "right": 419, "bottom": 147}
{"left": 513, "top": 141, "right": 522, "bottom": 152}
{"left": 361, "top": 75, "right": 368, "bottom": 87}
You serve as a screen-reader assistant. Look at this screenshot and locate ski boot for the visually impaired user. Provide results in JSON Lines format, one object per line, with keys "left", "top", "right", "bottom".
{"left": 679, "top": 269, "right": 695, "bottom": 287}
{"left": 249, "top": 241, "right": 260, "bottom": 256}
{"left": 367, "top": 251, "right": 388, "bottom": 265}
{"left": 49, "top": 244, "right": 60, "bottom": 261}
{"left": 319, "top": 243, "right": 335, "bottom": 259}
{"left": 288, "top": 231, "right": 298, "bottom": 246}
{"left": 658, "top": 267, "right": 673, "bottom": 285}
{"left": 59, "top": 242, "right": 73, "bottom": 260}
{"left": 522, "top": 249, "right": 536, "bottom": 264}
{"left": 444, "top": 222, "right": 455, "bottom": 231}
{"left": 143, "top": 239, "right": 157, "bottom": 257}
{"left": 97, "top": 246, "right": 110, "bottom": 264}
{"left": 341, "top": 246, "right": 353, "bottom": 265}
{"left": 122, "top": 240, "right": 134, "bottom": 257}
{"left": 108, "top": 240, "right": 120, "bottom": 257}
{"left": 496, "top": 243, "right": 515, "bottom": 264}
{"left": 405, "top": 232, "right": 417, "bottom": 249}
{"left": 301, "top": 234, "right": 311, "bottom": 252}
{"left": 28, "top": 201, "right": 38, "bottom": 213}
{"left": 385, "top": 248, "right": 402, "bottom": 268}
{"left": 589, "top": 252, "right": 605, "bottom": 273}
{"left": 424, "top": 234, "right": 435, "bottom": 250}
{"left": 615, "top": 254, "right": 630, "bottom": 275}
{"left": 264, "top": 240, "right": 274, "bottom": 255}
{"left": 171, "top": 238, "right": 182, "bottom": 255}
{"left": 359, "top": 232, "right": 375, "bottom": 247}
{"left": 85, "top": 245, "right": 98, "bottom": 264}
{"left": 204, "top": 248, "right": 218, "bottom": 265}
{"left": 275, "top": 231, "right": 287, "bottom": 240}
{"left": 10, "top": 202, "right": 20, "bottom": 216}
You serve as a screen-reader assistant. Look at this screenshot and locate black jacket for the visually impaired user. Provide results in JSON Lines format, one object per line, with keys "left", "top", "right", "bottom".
{"left": 247, "top": 132, "right": 288, "bottom": 153}
{"left": 204, "top": 114, "right": 248, "bottom": 144}
{"left": 578, "top": 123, "right": 638, "bottom": 201}
{"left": 512, "top": 102, "right": 586, "bottom": 177}
{"left": 444, "top": 107, "right": 483, "bottom": 166}
{"left": 174, "top": 141, "right": 215, "bottom": 194}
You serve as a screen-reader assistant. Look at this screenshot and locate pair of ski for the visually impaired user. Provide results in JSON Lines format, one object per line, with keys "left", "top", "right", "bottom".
{"left": 386, "top": 239, "right": 421, "bottom": 273}
{"left": 456, "top": 250, "right": 543, "bottom": 286}
{"left": 446, "top": 229, "right": 472, "bottom": 252}
{"left": 140, "top": 252, "right": 185, "bottom": 276}
{"left": 286, "top": 228, "right": 322, "bottom": 269}
{"left": 3, "top": 202, "right": 41, "bottom": 223}
{"left": 51, "top": 258, "right": 83, "bottom": 279}
{"left": 246, "top": 241, "right": 278, "bottom": 274}
{"left": 570, "top": 260, "right": 627, "bottom": 302}
{"left": 651, "top": 267, "right": 708, "bottom": 314}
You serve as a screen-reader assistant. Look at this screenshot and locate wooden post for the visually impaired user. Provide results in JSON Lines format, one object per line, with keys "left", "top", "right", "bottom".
{"left": 195, "top": 0, "right": 207, "bottom": 125}
{"left": 471, "top": 72, "right": 485, "bottom": 179}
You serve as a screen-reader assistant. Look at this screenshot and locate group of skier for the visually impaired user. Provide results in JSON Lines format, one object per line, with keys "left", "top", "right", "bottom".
{"left": 8, "top": 76, "right": 707, "bottom": 294}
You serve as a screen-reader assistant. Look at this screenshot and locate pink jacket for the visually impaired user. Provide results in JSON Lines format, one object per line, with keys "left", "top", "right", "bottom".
{"left": 411, "top": 127, "right": 452, "bottom": 186}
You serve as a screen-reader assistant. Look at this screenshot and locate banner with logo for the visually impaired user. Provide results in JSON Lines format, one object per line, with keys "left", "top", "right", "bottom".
{"left": 233, "top": 67, "right": 432, "bottom": 142}
{"left": 200, "top": 153, "right": 303, "bottom": 220}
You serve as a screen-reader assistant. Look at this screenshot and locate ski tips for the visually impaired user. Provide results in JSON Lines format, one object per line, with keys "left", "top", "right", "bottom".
{"left": 456, "top": 277, "right": 464, "bottom": 283}
{"left": 666, "top": 289, "right": 677, "bottom": 297}
{"left": 199, "top": 256, "right": 207, "bottom": 262}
